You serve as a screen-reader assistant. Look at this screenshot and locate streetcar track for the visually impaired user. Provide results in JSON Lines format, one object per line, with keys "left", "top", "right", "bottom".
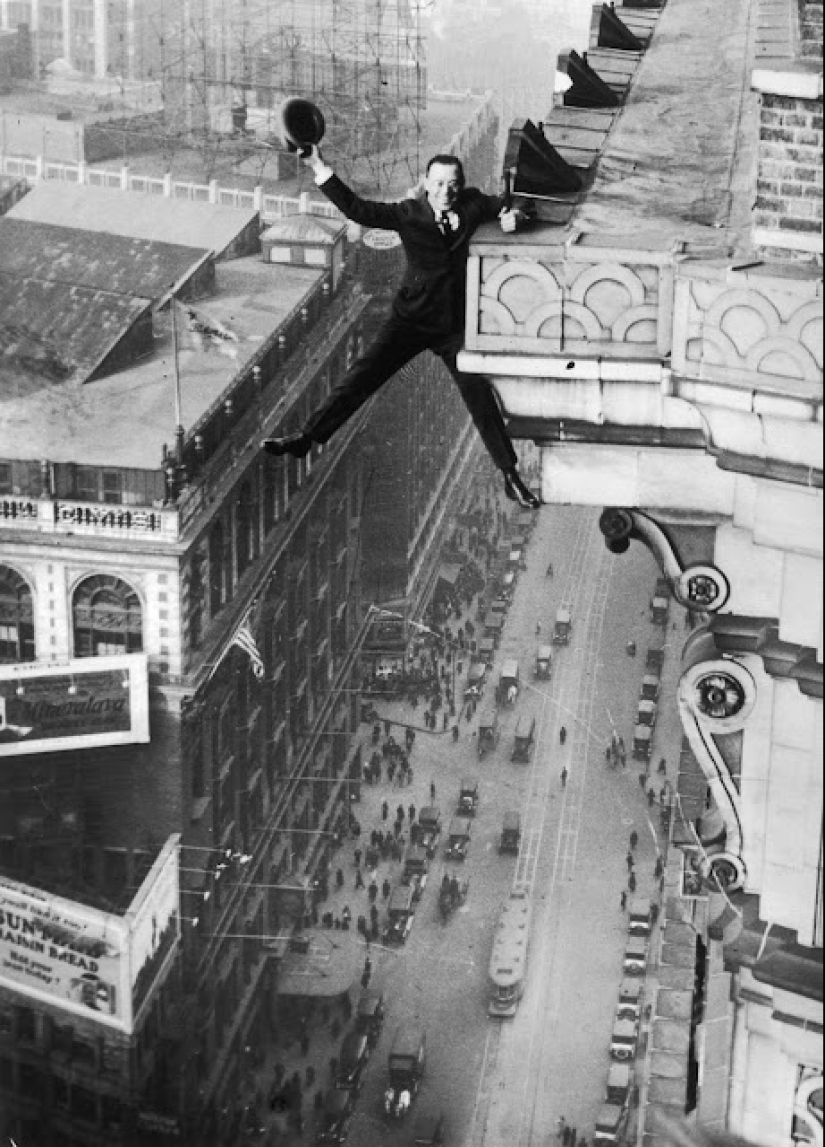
{"left": 468, "top": 508, "right": 602, "bottom": 1147}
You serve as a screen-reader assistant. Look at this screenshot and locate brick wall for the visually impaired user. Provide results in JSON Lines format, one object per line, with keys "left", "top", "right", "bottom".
{"left": 754, "top": 91, "right": 824, "bottom": 260}
{"left": 799, "top": 0, "right": 824, "bottom": 58}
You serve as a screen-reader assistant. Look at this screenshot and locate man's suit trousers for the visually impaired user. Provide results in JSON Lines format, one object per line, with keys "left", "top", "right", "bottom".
{"left": 304, "top": 320, "right": 518, "bottom": 473}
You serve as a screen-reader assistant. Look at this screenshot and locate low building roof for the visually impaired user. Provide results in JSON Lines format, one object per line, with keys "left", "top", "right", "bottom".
{"left": 262, "top": 214, "right": 345, "bottom": 245}
{"left": 0, "top": 271, "right": 151, "bottom": 388}
{"left": 0, "top": 257, "right": 322, "bottom": 469}
{"left": 0, "top": 218, "right": 211, "bottom": 305}
{"left": 8, "top": 181, "right": 259, "bottom": 258}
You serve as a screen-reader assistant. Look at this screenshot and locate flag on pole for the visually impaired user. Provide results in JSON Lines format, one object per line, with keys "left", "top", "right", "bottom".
{"left": 208, "top": 604, "right": 265, "bottom": 683}
{"left": 174, "top": 299, "right": 240, "bottom": 359}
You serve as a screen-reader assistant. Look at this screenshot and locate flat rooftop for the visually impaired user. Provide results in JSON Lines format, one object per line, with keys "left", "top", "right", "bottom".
{"left": 0, "top": 256, "right": 323, "bottom": 470}
{"left": 7, "top": 181, "right": 259, "bottom": 257}
{"left": 0, "top": 217, "right": 211, "bottom": 301}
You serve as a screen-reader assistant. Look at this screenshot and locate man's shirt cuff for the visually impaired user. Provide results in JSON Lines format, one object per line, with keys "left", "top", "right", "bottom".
{"left": 314, "top": 163, "right": 335, "bottom": 186}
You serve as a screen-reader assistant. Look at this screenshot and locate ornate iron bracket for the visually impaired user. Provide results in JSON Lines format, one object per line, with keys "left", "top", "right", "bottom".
{"left": 599, "top": 507, "right": 730, "bottom": 613}
{"left": 677, "top": 633, "right": 758, "bottom": 893}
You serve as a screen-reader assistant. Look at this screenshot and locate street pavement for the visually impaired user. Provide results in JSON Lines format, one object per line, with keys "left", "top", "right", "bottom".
{"left": 252, "top": 502, "right": 687, "bottom": 1147}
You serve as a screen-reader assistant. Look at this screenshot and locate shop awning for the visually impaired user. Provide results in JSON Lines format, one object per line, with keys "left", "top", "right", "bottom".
{"left": 275, "top": 927, "right": 362, "bottom": 998}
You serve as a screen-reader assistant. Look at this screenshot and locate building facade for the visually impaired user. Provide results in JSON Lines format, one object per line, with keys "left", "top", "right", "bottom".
{"left": 458, "top": 0, "right": 823, "bottom": 1141}
{"left": 0, "top": 191, "right": 373, "bottom": 1145}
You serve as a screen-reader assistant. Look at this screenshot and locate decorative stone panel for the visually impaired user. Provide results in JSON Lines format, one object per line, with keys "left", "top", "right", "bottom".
{"left": 671, "top": 262, "right": 823, "bottom": 405}
{"left": 465, "top": 236, "right": 674, "bottom": 360}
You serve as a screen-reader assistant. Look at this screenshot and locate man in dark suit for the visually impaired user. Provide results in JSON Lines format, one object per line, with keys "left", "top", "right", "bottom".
{"left": 264, "top": 148, "right": 539, "bottom": 508}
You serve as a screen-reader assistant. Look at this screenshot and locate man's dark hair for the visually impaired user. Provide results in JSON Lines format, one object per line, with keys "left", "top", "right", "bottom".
{"left": 426, "top": 154, "right": 465, "bottom": 185}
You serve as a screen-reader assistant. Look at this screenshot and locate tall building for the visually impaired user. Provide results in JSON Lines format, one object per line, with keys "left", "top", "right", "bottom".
{"left": 458, "top": 0, "right": 822, "bottom": 1139}
{"left": 0, "top": 184, "right": 373, "bottom": 1145}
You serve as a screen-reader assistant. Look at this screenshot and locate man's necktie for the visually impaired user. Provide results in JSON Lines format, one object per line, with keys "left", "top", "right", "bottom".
{"left": 439, "top": 212, "right": 455, "bottom": 236}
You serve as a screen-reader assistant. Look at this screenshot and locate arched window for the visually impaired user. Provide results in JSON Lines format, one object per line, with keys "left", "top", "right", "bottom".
{"left": 209, "top": 520, "right": 230, "bottom": 617}
{"left": 0, "top": 566, "right": 35, "bottom": 663}
{"left": 73, "top": 576, "right": 143, "bottom": 658}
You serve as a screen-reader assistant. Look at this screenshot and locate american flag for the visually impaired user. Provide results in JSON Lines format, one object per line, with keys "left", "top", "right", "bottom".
{"left": 230, "top": 609, "right": 265, "bottom": 680}
{"left": 208, "top": 604, "right": 265, "bottom": 682}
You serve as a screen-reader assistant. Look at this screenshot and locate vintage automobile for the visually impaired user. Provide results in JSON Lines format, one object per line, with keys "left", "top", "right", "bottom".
{"left": 632, "top": 723, "right": 652, "bottom": 762}
{"left": 402, "top": 845, "right": 430, "bottom": 900}
{"left": 640, "top": 672, "right": 661, "bottom": 701}
{"left": 383, "top": 886, "right": 415, "bottom": 945}
{"left": 438, "top": 873, "right": 469, "bottom": 922}
{"left": 316, "top": 1088, "right": 357, "bottom": 1144}
{"left": 535, "top": 644, "right": 553, "bottom": 680}
{"left": 444, "top": 817, "right": 472, "bottom": 862}
{"left": 636, "top": 699, "right": 658, "bottom": 728}
{"left": 356, "top": 988, "right": 386, "bottom": 1048}
{"left": 413, "top": 1112, "right": 446, "bottom": 1146}
{"left": 650, "top": 576, "right": 670, "bottom": 625}
{"left": 606, "top": 1061, "right": 631, "bottom": 1105}
{"left": 645, "top": 646, "right": 664, "bottom": 673}
{"left": 623, "top": 934, "right": 648, "bottom": 976}
{"left": 414, "top": 806, "right": 442, "bottom": 858}
{"left": 457, "top": 777, "right": 479, "bottom": 817}
{"left": 385, "top": 1025, "right": 426, "bottom": 1119}
{"left": 499, "top": 811, "right": 521, "bottom": 855}
{"left": 477, "top": 707, "right": 500, "bottom": 758}
{"left": 496, "top": 659, "right": 520, "bottom": 706}
{"left": 477, "top": 637, "right": 496, "bottom": 665}
{"left": 552, "top": 608, "right": 572, "bottom": 645}
{"left": 616, "top": 977, "right": 643, "bottom": 1022}
{"left": 594, "top": 1102, "right": 629, "bottom": 1145}
{"left": 336, "top": 1030, "right": 371, "bottom": 1091}
{"left": 464, "top": 660, "right": 487, "bottom": 702}
{"left": 609, "top": 1017, "right": 639, "bottom": 1062}
{"left": 511, "top": 715, "right": 536, "bottom": 762}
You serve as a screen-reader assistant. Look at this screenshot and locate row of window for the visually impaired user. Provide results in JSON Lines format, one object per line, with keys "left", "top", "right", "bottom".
{"left": 0, "top": 567, "right": 142, "bottom": 663}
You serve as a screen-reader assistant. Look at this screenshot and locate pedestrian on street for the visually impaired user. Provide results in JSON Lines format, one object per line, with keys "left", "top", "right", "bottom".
{"left": 369, "top": 904, "right": 379, "bottom": 925}
{"left": 658, "top": 756, "right": 667, "bottom": 774}
{"left": 647, "top": 787, "right": 656, "bottom": 807}
{"left": 605, "top": 746, "right": 612, "bottom": 765}
{"left": 368, "top": 880, "right": 378, "bottom": 903}
{"left": 382, "top": 878, "right": 391, "bottom": 900}
{"left": 452, "top": 724, "right": 460, "bottom": 742}
{"left": 559, "top": 726, "right": 567, "bottom": 745}
{"left": 431, "top": 780, "right": 436, "bottom": 802}
{"left": 651, "top": 901, "right": 660, "bottom": 925}
{"left": 570, "top": 1131, "right": 577, "bottom": 1147}
{"left": 546, "top": 562, "right": 554, "bottom": 578}
{"left": 560, "top": 765, "right": 568, "bottom": 788}
{"left": 536, "top": 621, "right": 542, "bottom": 635}
{"left": 443, "top": 711, "right": 450, "bottom": 731}
{"left": 620, "top": 890, "right": 627, "bottom": 910}
{"left": 354, "top": 848, "right": 362, "bottom": 868}
{"left": 355, "top": 868, "right": 365, "bottom": 890}
{"left": 408, "top": 804, "right": 416, "bottom": 823}
{"left": 396, "top": 804, "right": 405, "bottom": 822}
{"left": 563, "top": 1126, "right": 572, "bottom": 1146}
{"left": 626, "top": 851, "right": 634, "bottom": 872}
{"left": 381, "top": 799, "right": 389, "bottom": 821}
{"left": 628, "top": 870, "right": 637, "bottom": 893}
{"left": 638, "top": 772, "right": 647, "bottom": 790}
{"left": 336, "top": 868, "right": 344, "bottom": 890}
{"left": 557, "top": 1116, "right": 567, "bottom": 1140}
{"left": 629, "top": 830, "right": 639, "bottom": 851}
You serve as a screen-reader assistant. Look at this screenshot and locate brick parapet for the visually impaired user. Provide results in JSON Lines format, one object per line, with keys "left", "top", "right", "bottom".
{"left": 754, "top": 91, "right": 824, "bottom": 258}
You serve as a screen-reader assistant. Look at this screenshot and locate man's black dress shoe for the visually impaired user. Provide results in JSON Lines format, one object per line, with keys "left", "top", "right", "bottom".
{"left": 263, "top": 433, "right": 313, "bottom": 458}
{"left": 503, "top": 468, "right": 540, "bottom": 509}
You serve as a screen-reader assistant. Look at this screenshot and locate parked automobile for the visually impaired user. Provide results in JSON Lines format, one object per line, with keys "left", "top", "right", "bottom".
{"left": 402, "top": 845, "right": 431, "bottom": 895}
{"left": 609, "top": 1017, "right": 639, "bottom": 1062}
{"left": 336, "top": 1030, "right": 371, "bottom": 1091}
{"left": 497, "top": 659, "right": 520, "bottom": 706}
{"left": 464, "top": 661, "right": 487, "bottom": 702}
{"left": 444, "top": 817, "right": 472, "bottom": 862}
{"left": 616, "top": 978, "right": 642, "bottom": 1022}
{"left": 640, "top": 673, "right": 661, "bottom": 701}
{"left": 499, "top": 811, "right": 521, "bottom": 855}
{"left": 535, "top": 644, "right": 553, "bottom": 680}
{"left": 511, "top": 715, "right": 536, "bottom": 762}
{"left": 414, "top": 807, "right": 442, "bottom": 858}
{"left": 628, "top": 897, "right": 654, "bottom": 937}
{"left": 645, "top": 647, "right": 664, "bottom": 672}
{"left": 457, "top": 777, "right": 479, "bottom": 817}
{"left": 632, "top": 724, "right": 652, "bottom": 762}
{"left": 552, "top": 608, "right": 572, "bottom": 645}
{"left": 606, "top": 1061, "right": 631, "bottom": 1105}
{"left": 636, "top": 699, "right": 658, "bottom": 728}
{"left": 316, "top": 1088, "right": 357, "bottom": 1144}
{"left": 623, "top": 935, "right": 648, "bottom": 976}
{"left": 594, "top": 1102, "right": 629, "bottom": 1144}
{"left": 477, "top": 707, "right": 500, "bottom": 758}
{"left": 385, "top": 1025, "right": 426, "bottom": 1119}
{"left": 383, "top": 886, "right": 415, "bottom": 945}
{"left": 355, "top": 988, "right": 385, "bottom": 1048}
{"left": 413, "top": 1112, "right": 446, "bottom": 1146}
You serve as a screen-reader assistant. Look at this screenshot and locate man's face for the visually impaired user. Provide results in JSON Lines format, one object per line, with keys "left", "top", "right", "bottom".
{"left": 425, "top": 162, "right": 462, "bottom": 214}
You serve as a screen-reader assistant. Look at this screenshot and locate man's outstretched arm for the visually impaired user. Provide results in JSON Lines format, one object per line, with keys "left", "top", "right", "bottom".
{"left": 303, "top": 145, "right": 406, "bottom": 231}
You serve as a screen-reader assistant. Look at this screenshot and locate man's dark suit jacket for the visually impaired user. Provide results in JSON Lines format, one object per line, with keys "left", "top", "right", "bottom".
{"left": 319, "top": 174, "right": 506, "bottom": 338}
